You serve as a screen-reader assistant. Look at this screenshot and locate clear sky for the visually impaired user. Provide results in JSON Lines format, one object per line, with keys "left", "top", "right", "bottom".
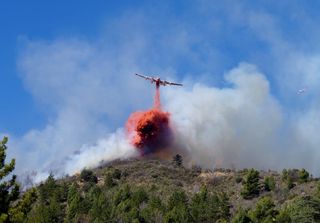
{"left": 2, "top": 1, "right": 320, "bottom": 177}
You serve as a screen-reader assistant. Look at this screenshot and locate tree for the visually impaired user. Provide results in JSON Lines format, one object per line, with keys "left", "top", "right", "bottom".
{"left": 315, "top": 182, "right": 320, "bottom": 199}
{"left": 0, "top": 136, "right": 20, "bottom": 223}
{"left": 298, "top": 169, "right": 309, "bottom": 183}
{"left": 241, "top": 169, "right": 260, "bottom": 199}
{"left": 65, "top": 184, "right": 82, "bottom": 222}
{"left": 264, "top": 176, "right": 275, "bottom": 191}
{"left": 164, "top": 190, "right": 191, "bottom": 222}
{"left": 249, "top": 196, "right": 278, "bottom": 222}
{"left": 80, "top": 169, "right": 97, "bottom": 184}
{"left": 190, "top": 186, "right": 209, "bottom": 222}
{"left": 88, "top": 187, "right": 111, "bottom": 222}
{"left": 8, "top": 188, "right": 37, "bottom": 223}
{"left": 104, "top": 172, "right": 115, "bottom": 188}
{"left": 281, "top": 196, "right": 320, "bottom": 223}
{"left": 282, "top": 169, "right": 300, "bottom": 189}
{"left": 173, "top": 154, "right": 183, "bottom": 167}
{"left": 27, "top": 174, "right": 64, "bottom": 223}
{"left": 190, "top": 186, "right": 230, "bottom": 222}
{"left": 276, "top": 207, "right": 292, "bottom": 223}
{"left": 231, "top": 208, "right": 252, "bottom": 223}
{"left": 140, "top": 195, "right": 164, "bottom": 222}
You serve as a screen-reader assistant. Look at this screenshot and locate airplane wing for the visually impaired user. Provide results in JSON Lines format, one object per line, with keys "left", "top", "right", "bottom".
{"left": 135, "top": 73, "right": 154, "bottom": 81}
{"left": 164, "top": 80, "right": 183, "bottom": 86}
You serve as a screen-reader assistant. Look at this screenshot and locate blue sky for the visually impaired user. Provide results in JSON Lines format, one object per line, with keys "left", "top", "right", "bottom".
{"left": 2, "top": 1, "right": 320, "bottom": 177}
{"left": 0, "top": 0, "right": 141, "bottom": 134}
{"left": 1, "top": 0, "right": 319, "bottom": 134}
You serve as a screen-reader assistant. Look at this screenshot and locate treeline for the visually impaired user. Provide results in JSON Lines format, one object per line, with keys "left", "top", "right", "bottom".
{"left": 9, "top": 168, "right": 320, "bottom": 223}
{"left": 21, "top": 174, "right": 230, "bottom": 222}
{"left": 2, "top": 136, "right": 320, "bottom": 222}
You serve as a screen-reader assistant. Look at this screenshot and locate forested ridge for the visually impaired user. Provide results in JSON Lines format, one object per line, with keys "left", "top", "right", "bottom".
{"left": 2, "top": 137, "right": 320, "bottom": 222}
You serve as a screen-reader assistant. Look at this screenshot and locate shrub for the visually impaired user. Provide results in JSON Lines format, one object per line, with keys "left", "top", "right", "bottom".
{"left": 80, "top": 169, "right": 98, "bottom": 184}
{"left": 241, "top": 169, "right": 260, "bottom": 199}
{"left": 249, "top": 196, "right": 278, "bottom": 222}
{"left": 264, "top": 176, "right": 276, "bottom": 191}
{"left": 298, "top": 169, "right": 309, "bottom": 183}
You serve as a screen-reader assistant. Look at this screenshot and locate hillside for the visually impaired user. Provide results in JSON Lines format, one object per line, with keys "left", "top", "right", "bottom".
{"left": 7, "top": 158, "right": 320, "bottom": 222}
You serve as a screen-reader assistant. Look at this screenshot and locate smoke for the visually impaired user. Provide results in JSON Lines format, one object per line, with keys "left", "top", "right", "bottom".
{"left": 10, "top": 59, "right": 320, "bottom": 183}
{"left": 6, "top": 4, "right": 320, "bottom": 182}
{"left": 165, "top": 63, "right": 320, "bottom": 173}
{"left": 64, "top": 129, "right": 137, "bottom": 175}
{"left": 8, "top": 36, "right": 153, "bottom": 183}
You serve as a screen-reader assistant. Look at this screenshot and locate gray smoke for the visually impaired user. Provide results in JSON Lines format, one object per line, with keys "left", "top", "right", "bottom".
{"left": 165, "top": 63, "right": 320, "bottom": 173}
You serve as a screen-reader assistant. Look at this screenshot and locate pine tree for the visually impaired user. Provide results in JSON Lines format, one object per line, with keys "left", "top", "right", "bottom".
{"left": 298, "top": 169, "right": 309, "bottom": 183}
{"left": 241, "top": 169, "right": 260, "bottom": 199}
{"left": 8, "top": 188, "right": 37, "bottom": 223}
{"left": 173, "top": 154, "right": 183, "bottom": 167}
{"left": 0, "top": 136, "right": 20, "bottom": 223}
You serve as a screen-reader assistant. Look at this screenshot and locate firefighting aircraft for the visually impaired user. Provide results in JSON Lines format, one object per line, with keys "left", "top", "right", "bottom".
{"left": 297, "top": 87, "right": 308, "bottom": 94}
{"left": 135, "top": 73, "right": 183, "bottom": 88}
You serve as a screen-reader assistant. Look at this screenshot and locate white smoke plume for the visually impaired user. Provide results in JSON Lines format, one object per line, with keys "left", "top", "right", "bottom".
{"left": 64, "top": 129, "right": 137, "bottom": 175}
{"left": 9, "top": 37, "right": 151, "bottom": 183}
{"left": 5, "top": 4, "right": 320, "bottom": 184}
{"left": 165, "top": 63, "right": 320, "bottom": 173}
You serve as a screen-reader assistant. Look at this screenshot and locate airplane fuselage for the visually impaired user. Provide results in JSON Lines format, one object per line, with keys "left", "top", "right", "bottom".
{"left": 155, "top": 78, "right": 161, "bottom": 88}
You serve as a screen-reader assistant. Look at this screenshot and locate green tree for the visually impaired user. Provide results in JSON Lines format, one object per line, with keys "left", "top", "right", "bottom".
{"left": 286, "top": 176, "right": 294, "bottom": 189}
{"left": 315, "top": 182, "right": 320, "bottom": 199}
{"left": 283, "top": 196, "right": 320, "bottom": 223}
{"left": 241, "top": 169, "right": 260, "bottom": 199}
{"left": 264, "top": 176, "right": 275, "bottom": 191}
{"left": 140, "top": 195, "right": 164, "bottom": 222}
{"left": 38, "top": 174, "right": 57, "bottom": 203}
{"left": 164, "top": 190, "right": 191, "bottom": 223}
{"left": 231, "top": 208, "right": 252, "bottom": 223}
{"left": 190, "top": 186, "right": 230, "bottom": 222}
{"left": 8, "top": 188, "right": 37, "bottom": 223}
{"left": 281, "top": 169, "right": 288, "bottom": 181}
{"left": 249, "top": 196, "right": 278, "bottom": 223}
{"left": 0, "top": 136, "right": 20, "bottom": 223}
{"left": 282, "top": 169, "right": 298, "bottom": 189}
{"left": 111, "top": 185, "right": 147, "bottom": 222}
{"left": 190, "top": 186, "right": 209, "bottom": 222}
{"left": 27, "top": 174, "right": 64, "bottom": 223}
{"left": 298, "top": 169, "right": 309, "bottom": 183}
{"left": 112, "top": 168, "right": 122, "bottom": 180}
{"left": 104, "top": 172, "right": 115, "bottom": 188}
{"left": 88, "top": 187, "right": 111, "bottom": 223}
{"left": 27, "top": 197, "right": 64, "bottom": 223}
{"left": 64, "top": 184, "right": 82, "bottom": 223}
{"left": 276, "top": 207, "right": 292, "bottom": 223}
{"left": 80, "top": 169, "right": 97, "bottom": 184}
{"left": 209, "top": 192, "right": 230, "bottom": 221}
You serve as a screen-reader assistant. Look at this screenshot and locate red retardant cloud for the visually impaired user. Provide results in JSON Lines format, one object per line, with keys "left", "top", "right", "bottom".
{"left": 126, "top": 108, "right": 173, "bottom": 155}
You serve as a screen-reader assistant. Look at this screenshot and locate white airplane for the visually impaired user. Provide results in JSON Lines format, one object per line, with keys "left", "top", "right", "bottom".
{"left": 297, "top": 87, "right": 308, "bottom": 94}
{"left": 135, "top": 73, "right": 183, "bottom": 88}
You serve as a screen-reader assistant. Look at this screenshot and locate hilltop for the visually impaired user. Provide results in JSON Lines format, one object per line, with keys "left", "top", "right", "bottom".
{"left": 7, "top": 157, "right": 320, "bottom": 222}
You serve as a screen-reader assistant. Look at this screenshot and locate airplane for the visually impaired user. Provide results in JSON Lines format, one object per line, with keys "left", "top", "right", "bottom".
{"left": 297, "top": 87, "right": 308, "bottom": 94}
{"left": 135, "top": 73, "right": 183, "bottom": 88}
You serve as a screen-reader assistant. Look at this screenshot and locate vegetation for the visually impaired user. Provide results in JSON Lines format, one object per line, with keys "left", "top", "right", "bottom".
{"left": 0, "top": 136, "right": 20, "bottom": 223}
{"left": 173, "top": 154, "right": 183, "bottom": 167}
{"left": 264, "top": 175, "right": 275, "bottom": 191}
{"left": 241, "top": 169, "right": 260, "bottom": 199}
{"left": 2, "top": 141, "right": 320, "bottom": 222}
